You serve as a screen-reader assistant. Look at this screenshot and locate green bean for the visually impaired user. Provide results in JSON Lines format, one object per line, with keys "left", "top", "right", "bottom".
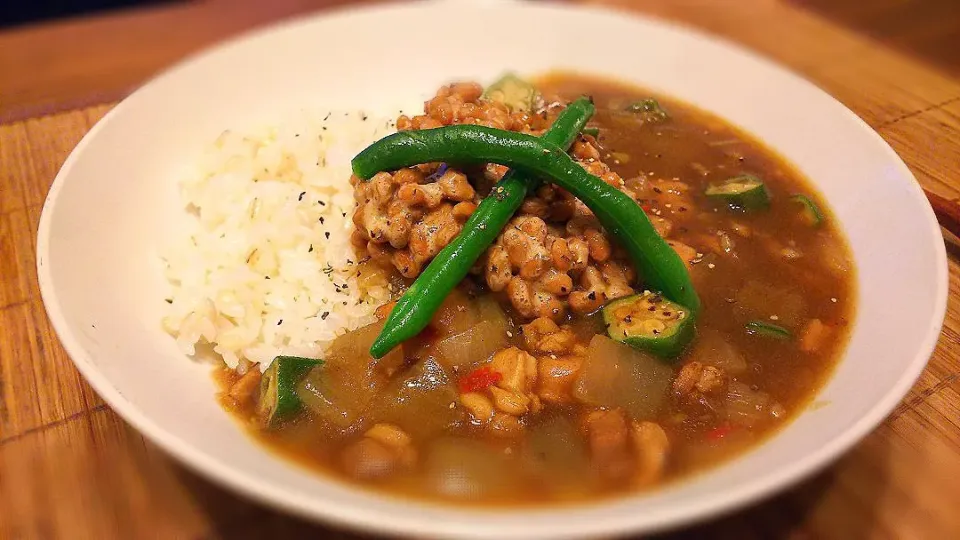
{"left": 367, "top": 98, "right": 595, "bottom": 358}
{"left": 353, "top": 124, "right": 701, "bottom": 322}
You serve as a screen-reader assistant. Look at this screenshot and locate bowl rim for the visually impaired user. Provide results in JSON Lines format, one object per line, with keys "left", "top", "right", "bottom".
{"left": 36, "top": 1, "right": 948, "bottom": 538}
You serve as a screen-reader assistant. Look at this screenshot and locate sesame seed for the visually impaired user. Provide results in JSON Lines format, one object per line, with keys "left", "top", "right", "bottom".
{"left": 506, "top": 331, "right": 513, "bottom": 338}
{"left": 707, "top": 263, "right": 716, "bottom": 269}
{"left": 831, "top": 297, "right": 838, "bottom": 303}
{"left": 770, "top": 315, "right": 780, "bottom": 321}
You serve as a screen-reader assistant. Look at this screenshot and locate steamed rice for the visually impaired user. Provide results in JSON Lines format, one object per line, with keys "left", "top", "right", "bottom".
{"left": 161, "top": 111, "right": 396, "bottom": 371}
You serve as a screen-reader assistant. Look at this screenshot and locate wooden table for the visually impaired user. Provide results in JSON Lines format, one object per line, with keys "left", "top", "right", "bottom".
{"left": 3, "top": 0, "right": 960, "bottom": 537}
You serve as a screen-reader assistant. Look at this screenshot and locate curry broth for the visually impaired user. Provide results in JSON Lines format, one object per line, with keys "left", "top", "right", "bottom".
{"left": 217, "top": 73, "right": 855, "bottom": 505}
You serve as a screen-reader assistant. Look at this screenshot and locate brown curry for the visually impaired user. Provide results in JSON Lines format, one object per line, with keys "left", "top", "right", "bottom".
{"left": 216, "top": 73, "right": 854, "bottom": 506}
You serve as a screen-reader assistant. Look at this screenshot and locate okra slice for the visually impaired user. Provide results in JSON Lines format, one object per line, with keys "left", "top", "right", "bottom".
{"left": 258, "top": 355, "right": 323, "bottom": 427}
{"left": 603, "top": 291, "right": 696, "bottom": 359}
{"left": 705, "top": 174, "right": 770, "bottom": 211}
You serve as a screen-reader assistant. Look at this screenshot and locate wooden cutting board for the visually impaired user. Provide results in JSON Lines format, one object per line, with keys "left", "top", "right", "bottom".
{"left": 3, "top": 1, "right": 960, "bottom": 538}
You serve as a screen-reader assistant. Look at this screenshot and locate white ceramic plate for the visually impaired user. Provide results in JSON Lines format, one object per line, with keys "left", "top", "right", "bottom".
{"left": 37, "top": 1, "right": 947, "bottom": 538}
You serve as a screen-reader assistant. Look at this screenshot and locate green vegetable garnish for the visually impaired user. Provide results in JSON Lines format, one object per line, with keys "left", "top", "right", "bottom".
{"left": 745, "top": 321, "right": 791, "bottom": 340}
{"left": 790, "top": 194, "right": 823, "bottom": 227}
{"left": 357, "top": 98, "right": 595, "bottom": 359}
{"left": 353, "top": 125, "right": 700, "bottom": 360}
{"left": 258, "top": 356, "right": 323, "bottom": 427}
{"left": 603, "top": 291, "right": 696, "bottom": 358}
{"left": 705, "top": 174, "right": 770, "bottom": 211}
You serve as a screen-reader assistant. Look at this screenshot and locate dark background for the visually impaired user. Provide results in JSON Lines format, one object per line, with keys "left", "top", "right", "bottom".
{"left": 0, "top": 0, "right": 180, "bottom": 28}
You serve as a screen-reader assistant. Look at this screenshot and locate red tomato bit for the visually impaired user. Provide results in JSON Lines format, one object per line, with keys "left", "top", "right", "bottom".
{"left": 458, "top": 366, "right": 502, "bottom": 393}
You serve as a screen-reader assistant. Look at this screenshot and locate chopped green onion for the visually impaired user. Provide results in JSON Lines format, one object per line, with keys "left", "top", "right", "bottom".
{"left": 745, "top": 321, "right": 791, "bottom": 340}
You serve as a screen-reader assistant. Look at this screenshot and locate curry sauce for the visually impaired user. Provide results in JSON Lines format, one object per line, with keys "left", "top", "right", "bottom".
{"left": 216, "top": 73, "right": 855, "bottom": 506}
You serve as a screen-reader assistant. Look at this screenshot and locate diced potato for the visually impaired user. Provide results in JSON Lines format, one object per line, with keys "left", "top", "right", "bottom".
{"left": 296, "top": 367, "right": 369, "bottom": 430}
{"left": 367, "top": 357, "right": 464, "bottom": 439}
{"left": 573, "top": 335, "right": 674, "bottom": 420}
{"left": 724, "top": 381, "right": 773, "bottom": 428}
{"left": 476, "top": 295, "right": 509, "bottom": 330}
{"left": 296, "top": 320, "right": 404, "bottom": 430}
{"left": 734, "top": 281, "right": 805, "bottom": 327}
{"left": 424, "top": 438, "right": 519, "bottom": 499}
{"left": 430, "top": 288, "right": 482, "bottom": 337}
{"left": 524, "top": 414, "right": 588, "bottom": 482}
{"left": 686, "top": 329, "right": 747, "bottom": 374}
{"left": 326, "top": 320, "right": 405, "bottom": 379}
{"left": 435, "top": 320, "right": 508, "bottom": 372}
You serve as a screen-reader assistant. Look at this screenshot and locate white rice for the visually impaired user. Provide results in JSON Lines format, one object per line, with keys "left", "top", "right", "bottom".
{"left": 161, "top": 111, "right": 396, "bottom": 371}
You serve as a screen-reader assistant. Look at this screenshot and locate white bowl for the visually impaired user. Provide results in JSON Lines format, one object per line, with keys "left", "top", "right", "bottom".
{"left": 37, "top": 1, "right": 947, "bottom": 538}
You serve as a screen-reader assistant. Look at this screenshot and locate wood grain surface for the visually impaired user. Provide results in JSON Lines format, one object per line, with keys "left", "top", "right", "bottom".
{"left": 3, "top": 0, "right": 960, "bottom": 538}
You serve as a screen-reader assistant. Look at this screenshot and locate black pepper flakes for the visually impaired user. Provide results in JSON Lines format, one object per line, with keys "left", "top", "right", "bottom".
{"left": 308, "top": 244, "right": 314, "bottom": 253}
{"left": 325, "top": 232, "right": 330, "bottom": 239}
{"left": 298, "top": 192, "right": 306, "bottom": 201}
{"left": 321, "top": 312, "right": 330, "bottom": 320}
{"left": 277, "top": 319, "right": 283, "bottom": 325}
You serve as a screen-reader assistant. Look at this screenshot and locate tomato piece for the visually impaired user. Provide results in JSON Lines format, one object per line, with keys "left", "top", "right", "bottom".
{"left": 458, "top": 366, "right": 502, "bottom": 393}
